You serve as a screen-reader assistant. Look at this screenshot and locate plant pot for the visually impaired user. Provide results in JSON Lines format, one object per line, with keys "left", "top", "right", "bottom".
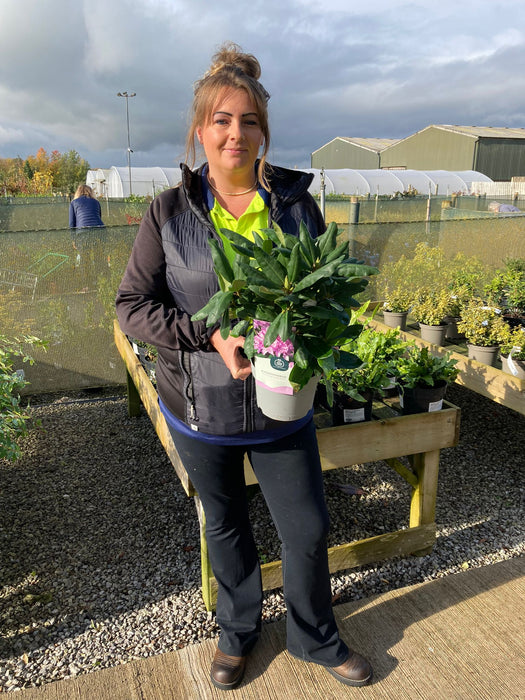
{"left": 331, "top": 389, "right": 373, "bottom": 425}
{"left": 467, "top": 344, "right": 499, "bottom": 367}
{"left": 251, "top": 356, "right": 318, "bottom": 421}
{"left": 382, "top": 310, "right": 408, "bottom": 331}
{"left": 398, "top": 380, "right": 448, "bottom": 415}
{"left": 444, "top": 316, "right": 465, "bottom": 341}
{"left": 131, "top": 340, "right": 157, "bottom": 382}
{"left": 503, "top": 313, "right": 525, "bottom": 329}
{"left": 419, "top": 323, "right": 447, "bottom": 346}
{"left": 501, "top": 350, "right": 525, "bottom": 379}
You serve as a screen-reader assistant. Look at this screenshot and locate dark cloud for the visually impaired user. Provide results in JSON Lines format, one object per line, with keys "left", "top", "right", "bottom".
{"left": 0, "top": 0, "right": 524, "bottom": 170}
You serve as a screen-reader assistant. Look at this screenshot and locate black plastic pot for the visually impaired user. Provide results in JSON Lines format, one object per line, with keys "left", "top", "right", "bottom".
{"left": 398, "top": 380, "right": 448, "bottom": 415}
{"left": 332, "top": 389, "right": 373, "bottom": 425}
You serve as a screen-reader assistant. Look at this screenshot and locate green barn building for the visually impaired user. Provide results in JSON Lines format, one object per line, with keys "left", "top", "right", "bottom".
{"left": 311, "top": 137, "right": 398, "bottom": 169}
{"left": 312, "top": 126, "right": 525, "bottom": 181}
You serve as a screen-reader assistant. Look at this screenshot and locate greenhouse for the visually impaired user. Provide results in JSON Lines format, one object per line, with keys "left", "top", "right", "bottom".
{"left": 303, "top": 169, "right": 492, "bottom": 197}
{"left": 86, "top": 166, "right": 183, "bottom": 198}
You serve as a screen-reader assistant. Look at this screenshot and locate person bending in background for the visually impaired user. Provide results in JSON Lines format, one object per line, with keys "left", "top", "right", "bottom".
{"left": 69, "top": 184, "right": 105, "bottom": 290}
{"left": 69, "top": 184, "right": 104, "bottom": 228}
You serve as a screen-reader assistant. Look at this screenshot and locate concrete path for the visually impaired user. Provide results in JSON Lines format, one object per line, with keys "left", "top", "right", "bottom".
{"left": 12, "top": 557, "right": 525, "bottom": 699}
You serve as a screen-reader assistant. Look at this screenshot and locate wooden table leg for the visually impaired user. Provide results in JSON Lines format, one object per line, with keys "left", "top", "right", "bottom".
{"left": 193, "top": 495, "right": 217, "bottom": 612}
{"left": 409, "top": 449, "right": 440, "bottom": 555}
{"left": 126, "top": 368, "right": 142, "bottom": 417}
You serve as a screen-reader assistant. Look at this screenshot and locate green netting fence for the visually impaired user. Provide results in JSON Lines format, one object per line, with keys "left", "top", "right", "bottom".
{"left": 1, "top": 198, "right": 524, "bottom": 395}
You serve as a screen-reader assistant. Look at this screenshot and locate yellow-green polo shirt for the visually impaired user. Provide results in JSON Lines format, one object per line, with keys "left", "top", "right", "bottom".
{"left": 209, "top": 192, "right": 268, "bottom": 262}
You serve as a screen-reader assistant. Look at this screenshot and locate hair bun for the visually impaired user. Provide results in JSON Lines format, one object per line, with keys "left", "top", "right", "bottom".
{"left": 206, "top": 41, "right": 261, "bottom": 81}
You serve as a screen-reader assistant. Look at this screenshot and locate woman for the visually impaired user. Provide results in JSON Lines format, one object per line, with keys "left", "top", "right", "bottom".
{"left": 69, "top": 184, "right": 104, "bottom": 228}
{"left": 116, "top": 42, "right": 372, "bottom": 691}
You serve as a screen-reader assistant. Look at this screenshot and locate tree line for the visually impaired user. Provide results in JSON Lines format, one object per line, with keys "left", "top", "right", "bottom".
{"left": 0, "top": 148, "right": 90, "bottom": 197}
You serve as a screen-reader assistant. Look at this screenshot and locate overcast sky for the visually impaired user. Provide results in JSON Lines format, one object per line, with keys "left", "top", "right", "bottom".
{"left": 1, "top": 0, "right": 525, "bottom": 171}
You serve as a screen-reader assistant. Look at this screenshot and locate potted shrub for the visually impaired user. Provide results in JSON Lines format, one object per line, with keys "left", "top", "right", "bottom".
{"left": 484, "top": 260, "right": 525, "bottom": 327}
{"left": 323, "top": 325, "right": 410, "bottom": 424}
{"left": 380, "top": 285, "right": 413, "bottom": 330}
{"left": 457, "top": 299, "right": 512, "bottom": 366}
{"left": 191, "top": 222, "right": 379, "bottom": 420}
{"left": 500, "top": 326, "right": 525, "bottom": 379}
{"left": 410, "top": 288, "right": 454, "bottom": 345}
{"left": 390, "top": 345, "right": 460, "bottom": 414}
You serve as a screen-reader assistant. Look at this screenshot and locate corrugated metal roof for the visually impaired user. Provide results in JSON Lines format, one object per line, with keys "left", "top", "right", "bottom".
{"left": 337, "top": 137, "right": 399, "bottom": 152}
{"left": 434, "top": 125, "right": 525, "bottom": 139}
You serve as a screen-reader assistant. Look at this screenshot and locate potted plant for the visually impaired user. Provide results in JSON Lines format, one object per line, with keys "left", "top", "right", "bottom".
{"left": 323, "top": 325, "right": 410, "bottom": 424}
{"left": 410, "top": 288, "right": 454, "bottom": 345}
{"left": 380, "top": 285, "right": 413, "bottom": 330}
{"left": 484, "top": 260, "right": 525, "bottom": 327}
{"left": 191, "top": 222, "right": 379, "bottom": 420}
{"left": 390, "top": 345, "right": 460, "bottom": 414}
{"left": 500, "top": 326, "right": 525, "bottom": 379}
{"left": 457, "top": 298, "right": 512, "bottom": 366}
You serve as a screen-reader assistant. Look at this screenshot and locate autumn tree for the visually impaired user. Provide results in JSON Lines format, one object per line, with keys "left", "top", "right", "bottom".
{"left": 0, "top": 149, "right": 90, "bottom": 196}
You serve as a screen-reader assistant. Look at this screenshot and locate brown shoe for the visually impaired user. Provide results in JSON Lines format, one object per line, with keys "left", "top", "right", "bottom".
{"left": 326, "top": 649, "right": 373, "bottom": 686}
{"left": 210, "top": 648, "right": 246, "bottom": 690}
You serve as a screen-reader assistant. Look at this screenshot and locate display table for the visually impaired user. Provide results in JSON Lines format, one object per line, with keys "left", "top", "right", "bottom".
{"left": 114, "top": 320, "right": 460, "bottom": 611}
{"left": 367, "top": 315, "right": 525, "bottom": 417}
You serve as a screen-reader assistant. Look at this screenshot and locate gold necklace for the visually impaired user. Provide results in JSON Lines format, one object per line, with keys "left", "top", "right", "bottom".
{"left": 207, "top": 176, "right": 258, "bottom": 197}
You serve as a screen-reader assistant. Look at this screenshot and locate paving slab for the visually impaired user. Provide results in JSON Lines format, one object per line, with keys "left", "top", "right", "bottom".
{"left": 12, "top": 557, "right": 525, "bottom": 700}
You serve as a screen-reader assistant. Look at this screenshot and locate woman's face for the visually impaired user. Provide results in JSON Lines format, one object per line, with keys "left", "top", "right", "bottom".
{"left": 196, "top": 89, "right": 263, "bottom": 181}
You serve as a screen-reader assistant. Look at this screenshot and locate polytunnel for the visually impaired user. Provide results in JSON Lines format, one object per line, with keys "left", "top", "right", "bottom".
{"left": 103, "top": 167, "right": 183, "bottom": 198}
{"left": 303, "top": 169, "right": 492, "bottom": 197}
{"left": 85, "top": 169, "right": 111, "bottom": 197}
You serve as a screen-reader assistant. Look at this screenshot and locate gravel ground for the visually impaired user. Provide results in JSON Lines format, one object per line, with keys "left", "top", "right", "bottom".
{"left": 0, "top": 383, "right": 523, "bottom": 692}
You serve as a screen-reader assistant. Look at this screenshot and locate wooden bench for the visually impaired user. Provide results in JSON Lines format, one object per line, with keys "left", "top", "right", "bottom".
{"left": 114, "top": 319, "right": 460, "bottom": 611}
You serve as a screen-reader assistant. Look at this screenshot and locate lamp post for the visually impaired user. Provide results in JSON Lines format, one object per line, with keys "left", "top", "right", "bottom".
{"left": 117, "top": 91, "right": 136, "bottom": 196}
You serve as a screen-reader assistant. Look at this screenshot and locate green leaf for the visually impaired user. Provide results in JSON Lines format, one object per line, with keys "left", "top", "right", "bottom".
{"left": 231, "top": 319, "right": 249, "bottom": 336}
{"left": 220, "top": 228, "right": 255, "bottom": 257}
{"left": 252, "top": 230, "right": 266, "bottom": 248}
{"left": 235, "top": 260, "right": 282, "bottom": 289}
{"left": 253, "top": 247, "right": 287, "bottom": 286}
{"left": 337, "top": 263, "right": 379, "bottom": 277}
{"left": 208, "top": 239, "right": 234, "bottom": 287}
{"left": 324, "top": 240, "right": 350, "bottom": 263}
{"left": 289, "top": 363, "right": 315, "bottom": 392}
{"left": 292, "top": 259, "right": 341, "bottom": 293}
{"left": 230, "top": 279, "right": 248, "bottom": 292}
{"left": 287, "top": 241, "right": 303, "bottom": 285}
{"left": 260, "top": 227, "right": 285, "bottom": 246}
{"left": 265, "top": 311, "right": 291, "bottom": 346}
{"left": 243, "top": 329, "right": 255, "bottom": 360}
{"left": 316, "top": 221, "right": 338, "bottom": 260}
{"left": 299, "top": 221, "right": 316, "bottom": 265}
{"left": 301, "top": 305, "right": 350, "bottom": 323}
{"left": 335, "top": 350, "right": 363, "bottom": 369}
{"left": 276, "top": 309, "right": 292, "bottom": 343}
{"left": 191, "top": 291, "right": 233, "bottom": 326}
{"left": 219, "top": 308, "right": 231, "bottom": 339}
{"left": 293, "top": 342, "right": 310, "bottom": 368}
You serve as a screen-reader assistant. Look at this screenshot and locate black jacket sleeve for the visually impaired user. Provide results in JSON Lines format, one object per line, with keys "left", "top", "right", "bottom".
{"left": 115, "top": 195, "right": 215, "bottom": 352}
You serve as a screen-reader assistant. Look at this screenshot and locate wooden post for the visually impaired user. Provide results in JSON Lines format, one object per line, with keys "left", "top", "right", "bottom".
{"left": 408, "top": 450, "right": 440, "bottom": 555}
{"left": 126, "top": 369, "right": 141, "bottom": 417}
{"left": 194, "top": 496, "right": 217, "bottom": 611}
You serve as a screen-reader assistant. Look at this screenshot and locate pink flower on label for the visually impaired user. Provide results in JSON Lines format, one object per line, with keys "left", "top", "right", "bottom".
{"left": 253, "top": 319, "right": 294, "bottom": 360}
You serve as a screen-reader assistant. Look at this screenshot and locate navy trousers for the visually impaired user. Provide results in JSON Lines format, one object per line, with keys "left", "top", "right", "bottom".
{"left": 168, "top": 419, "right": 348, "bottom": 666}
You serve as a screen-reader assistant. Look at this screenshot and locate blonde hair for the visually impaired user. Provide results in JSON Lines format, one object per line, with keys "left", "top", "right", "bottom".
{"left": 185, "top": 42, "right": 271, "bottom": 190}
{"left": 74, "top": 184, "right": 95, "bottom": 199}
